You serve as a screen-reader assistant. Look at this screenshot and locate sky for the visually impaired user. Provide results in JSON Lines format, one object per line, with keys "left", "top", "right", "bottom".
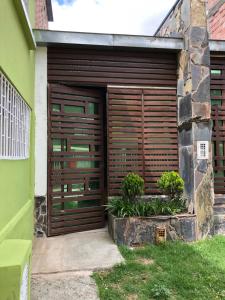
{"left": 49, "top": 0, "right": 177, "bottom": 36}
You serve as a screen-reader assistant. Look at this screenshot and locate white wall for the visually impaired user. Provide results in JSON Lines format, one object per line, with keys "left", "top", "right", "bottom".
{"left": 34, "top": 47, "right": 47, "bottom": 196}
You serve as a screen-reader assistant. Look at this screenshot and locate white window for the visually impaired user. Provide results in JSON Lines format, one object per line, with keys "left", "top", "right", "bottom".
{"left": 0, "top": 72, "right": 31, "bottom": 159}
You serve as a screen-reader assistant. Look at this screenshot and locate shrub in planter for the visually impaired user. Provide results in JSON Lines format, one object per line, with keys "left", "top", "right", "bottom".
{"left": 150, "top": 197, "right": 186, "bottom": 215}
{"left": 157, "top": 171, "right": 186, "bottom": 214}
{"left": 106, "top": 196, "right": 186, "bottom": 218}
{"left": 157, "top": 171, "right": 184, "bottom": 200}
{"left": 122, "top": 173, "right": 144, "bottom": 203}
{"left": 107, "top": 172, "right": 193, "bottom": 246}
{"left": 107, "top": 171, "right": 186, "bottom": 218}
{"left": 106, "top": 197, "right": 155, "bottom": 218}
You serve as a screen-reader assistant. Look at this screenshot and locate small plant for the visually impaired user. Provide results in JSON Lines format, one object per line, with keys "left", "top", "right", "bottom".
{"left": 106, "top": 197, "right": 151, "bottom": 218}
{"left": 157, "top": 171, "right": 184, "bottom": 200}
{"left": 151, "top": 284, "right": 171, "bottom": 299}
{"left": 106, "top": 197, "right": 135, "bottom": 218}
{"left": 106, "top": 197, "right": 186, "bottom": 218}
{"left": 150, "top": 197, "right": 186, "bottom": 216}
{"left": 122, "top": 173, "right": 144, "bottom": 203}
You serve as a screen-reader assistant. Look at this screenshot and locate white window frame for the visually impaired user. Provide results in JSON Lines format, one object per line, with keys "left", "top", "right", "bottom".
{"left": 0, "top": 72, "right": 31, "bottom": 160}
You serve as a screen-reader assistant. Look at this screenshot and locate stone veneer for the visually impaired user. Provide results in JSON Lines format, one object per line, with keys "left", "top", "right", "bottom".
{"left": 109, "top": 213, "right": 197, "bottom": 246}
{"left": 157, "top": 0, "right": 214, "bottom": 239}
{"left": 35, "top": 196, "right": 47, "bottom": 237}
{"left": 212, "top": 196, "right": 225, "bottom": 234}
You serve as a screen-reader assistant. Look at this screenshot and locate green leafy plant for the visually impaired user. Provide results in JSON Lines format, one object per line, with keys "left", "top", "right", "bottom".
{"left": 106, "top": 197, "right": 186, "bottom": 218}
{"left": 157, "top": 171, "right": 184, "bottom": 200}
{"left": 150, "top": 197, "right": 186, "bottom": 216}
{"left": 122, "top": 173, "right": 144, "bottom": 203}
{"left": 106, "top": 197, "right": 135, "bottom": 218}
{"left": 106, "top": 171, "right": 186, "bottom": 218}
{"left": 151, "top": 284, "right": 171, "bottom": 299}
{"left": 106, "top": 197, "right": 149, "bottom": 218}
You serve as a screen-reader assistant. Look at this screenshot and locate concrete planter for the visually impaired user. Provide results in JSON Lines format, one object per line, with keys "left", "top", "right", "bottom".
{"left": 108, "top": 213, "right": 197, "bottom": 246}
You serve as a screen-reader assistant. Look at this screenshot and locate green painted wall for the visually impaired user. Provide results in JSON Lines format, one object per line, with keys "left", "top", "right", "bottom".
{"left": 0, "top": 0, "right": 35, "bottom": 298}
{"left": 0, "top": 0, "right": 35, "bottom": 104}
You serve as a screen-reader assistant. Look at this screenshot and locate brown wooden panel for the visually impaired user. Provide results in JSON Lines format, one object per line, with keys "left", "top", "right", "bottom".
{"left": 211, "top": 55, "right": 225, "bottom": 194}
{"left": 51, "top": 205, "right": 104, "bottom": 215}
{"left": 48, "top": 84, "right": 105, "bottom": 236}
{"left": 50, "top": 222, "right": 105, "bottom": 235}
{"left": 107, "top": 87, "right": 178, "bottom": 195}
{"left": 48, "top": 47, "right": 177, "bottom": 87}
{"left": 51, "top": 210, "right": 103, "bottom": 222}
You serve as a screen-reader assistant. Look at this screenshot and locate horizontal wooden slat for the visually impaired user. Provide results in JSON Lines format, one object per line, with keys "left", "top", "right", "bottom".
{"left": 51, "top": 210, "right": 103, "bottom": 221}
{"left": 49, "top": 221, "right": 105, "bottom": 236}
{"left": 48, "top": 47, "right": 177, "bottom": 87}
{"left": 107, "top": 86, "right": 178, "bottom": 196}
{"left": 51, "top": 205, "right": 104, "bottom": 215}
{"left": 211, "top": 55, "right": 225, "bottom": 194}
{"left": 51, "top": 216, "right": 104, "bottom": 228}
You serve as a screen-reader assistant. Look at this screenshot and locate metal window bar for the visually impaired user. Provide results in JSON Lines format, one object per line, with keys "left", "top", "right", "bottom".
{"left": 0, "top": 72, "right": 31, "bottom": 159}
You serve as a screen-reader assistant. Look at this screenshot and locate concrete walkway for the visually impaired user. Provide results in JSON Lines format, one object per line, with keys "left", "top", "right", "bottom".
{"left": 32, "top": 271, "right": 99, "bottom": 300}
{"left": 31, "top": 227, "right": 124, "bottom": 300}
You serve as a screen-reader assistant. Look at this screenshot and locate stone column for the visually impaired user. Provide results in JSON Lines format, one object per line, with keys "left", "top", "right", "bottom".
{"left": 178, "top": 0, "right": 213, "bottom": 238}
{"left": 157, "top": 0, "right": 214, "bottom": 238}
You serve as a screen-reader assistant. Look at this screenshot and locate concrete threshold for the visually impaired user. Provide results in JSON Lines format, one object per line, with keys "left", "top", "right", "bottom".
{"left": 32, "top": 227, "right": 124, "bottom": 274}
{"left": 31, "top": 227, "right": 124, "bottom": 300}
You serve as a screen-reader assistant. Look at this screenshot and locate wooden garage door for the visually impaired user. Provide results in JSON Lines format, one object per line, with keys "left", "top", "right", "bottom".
{"left": 48, "top": 84, "right": 105, "bottom": 236}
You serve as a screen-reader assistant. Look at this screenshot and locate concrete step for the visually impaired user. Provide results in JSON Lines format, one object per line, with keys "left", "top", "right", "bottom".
{"left": 214, "top": 204, "right": 225, "bottom": 215}
{"left": 214, "top": 196, "right": 225, "bottom": 205}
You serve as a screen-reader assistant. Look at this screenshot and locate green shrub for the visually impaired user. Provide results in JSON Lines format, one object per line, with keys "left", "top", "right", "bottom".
{"left": 122, "top": 173, "right": 144, "bottom": 203}
{"left": 106, "top": 171, "right": 186, "bottom": 218}
{"left": 157, "top": 171, "right": 184, "bottom": 200}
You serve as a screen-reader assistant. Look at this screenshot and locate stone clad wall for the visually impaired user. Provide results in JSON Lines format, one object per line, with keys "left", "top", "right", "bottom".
{"left": 156, "top": 0, "right": 184, "bottom": 38}
{"left": 109, "top": 214, "right": 197, "bottom": 246}
{"left": 156, "top": 0, "right": 214, "bottom": 239}
{"left": 35, "top": 196, "right": 47, "bottom": 237}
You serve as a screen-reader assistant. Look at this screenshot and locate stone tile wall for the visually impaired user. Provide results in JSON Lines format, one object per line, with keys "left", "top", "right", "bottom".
{"left": 34, "top": 196, "right": 47, "bottom": 237}
{"left": 109, "top": 214, "right": 197, "bottom": 246}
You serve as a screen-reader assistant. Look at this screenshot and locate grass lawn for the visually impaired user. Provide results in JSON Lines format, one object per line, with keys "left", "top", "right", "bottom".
{"left": 93, "top": 236, "right": 225, "bottom": 300}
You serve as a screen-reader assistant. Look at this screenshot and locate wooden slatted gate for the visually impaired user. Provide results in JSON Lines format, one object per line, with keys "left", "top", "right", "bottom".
{"left": 48, "top": 84, "right": 105, "bottom": 236}
{"left": 47, "top": 47, "right": 179, "bottom": 235}
{"left": 211, "top": 56, "right": 225, "bottom": 194}
{"left": 107, "top": 86, "right": 178, "bottom": 195}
